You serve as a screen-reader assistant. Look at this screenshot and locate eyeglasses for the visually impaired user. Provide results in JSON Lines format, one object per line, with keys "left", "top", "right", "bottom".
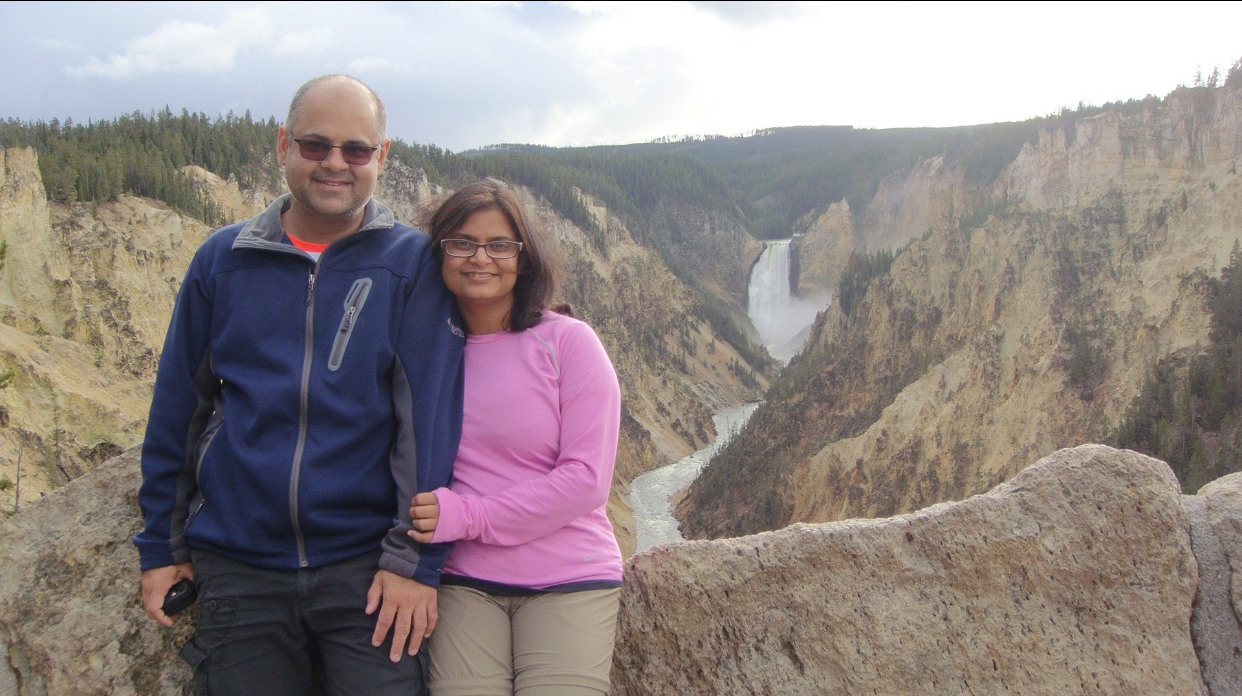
{"left": 441, "top": 238, "right": 523, "bottom": 259}
{"left": 292, "top": 138, "right": 380, "bottom": 165}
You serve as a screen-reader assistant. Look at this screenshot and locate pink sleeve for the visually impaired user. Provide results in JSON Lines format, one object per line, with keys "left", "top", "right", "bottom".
{"left": 428, "top": 486, "right": 466, "bottom": 545}
{"left": 428, "top": 323, "right": 621, "bottom": 546}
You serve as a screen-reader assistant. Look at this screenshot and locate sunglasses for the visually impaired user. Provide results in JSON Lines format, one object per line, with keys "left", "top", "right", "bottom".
{"left": 292, "top": 138, "right": 380, "bottom": 166}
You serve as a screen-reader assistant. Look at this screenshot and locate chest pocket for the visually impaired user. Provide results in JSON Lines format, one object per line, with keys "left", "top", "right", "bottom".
{"left": 328, "top": 278, "right": 373, "bottom": 371}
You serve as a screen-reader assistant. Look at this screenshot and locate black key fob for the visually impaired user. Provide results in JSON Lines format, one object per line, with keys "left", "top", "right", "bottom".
{"left": 162, "top": 578, "right": 198, "bottom": 617}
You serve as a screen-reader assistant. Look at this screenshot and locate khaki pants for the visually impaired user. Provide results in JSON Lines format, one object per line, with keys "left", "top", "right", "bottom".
{"left": 428, "top": 585, "right": 621, "bottom": 696}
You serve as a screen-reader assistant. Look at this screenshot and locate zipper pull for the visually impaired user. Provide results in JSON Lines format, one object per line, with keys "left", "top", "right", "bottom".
{"left": 306, "top": 272, "right": 316, "bottom": 306}
{"left": 340, "top": 306, "right": 356, "bottom": 333}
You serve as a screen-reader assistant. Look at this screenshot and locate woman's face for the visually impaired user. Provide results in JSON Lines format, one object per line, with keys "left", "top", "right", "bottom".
{"left": 440, "top": 208, "right": 521, "bottom": 319}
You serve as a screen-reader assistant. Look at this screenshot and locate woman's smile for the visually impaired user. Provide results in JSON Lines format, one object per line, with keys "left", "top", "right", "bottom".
{"left": 441, "top": 208, "right": 521, "bottom": 334}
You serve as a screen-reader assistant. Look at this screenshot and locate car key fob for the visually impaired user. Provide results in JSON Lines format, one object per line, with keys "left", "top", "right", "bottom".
{"left": 162, "top": 578, "right": 198, "bottom": 617}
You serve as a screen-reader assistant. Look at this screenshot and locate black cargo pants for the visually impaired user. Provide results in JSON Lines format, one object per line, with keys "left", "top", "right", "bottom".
{"left": 180, "top": 549, "right": 429, "bottom": 696}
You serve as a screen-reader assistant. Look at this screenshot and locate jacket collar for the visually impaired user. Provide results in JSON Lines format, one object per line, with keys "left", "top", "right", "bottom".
{"left": 233, "top": 193, "right": 396, "bottom": 252}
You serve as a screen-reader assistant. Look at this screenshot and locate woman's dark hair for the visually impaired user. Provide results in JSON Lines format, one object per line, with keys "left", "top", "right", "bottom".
{"left": 425, "top": 179, "right": 564, "bottom": 331}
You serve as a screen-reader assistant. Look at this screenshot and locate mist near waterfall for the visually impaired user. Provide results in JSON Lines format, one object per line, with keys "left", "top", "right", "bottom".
{"left": 748, "top": 240, "right": 832, "bottom": 363}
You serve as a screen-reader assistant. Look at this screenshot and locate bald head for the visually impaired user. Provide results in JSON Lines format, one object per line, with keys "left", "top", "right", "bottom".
{"left": 286, "top": 74, "right": 387, "bottom": 139}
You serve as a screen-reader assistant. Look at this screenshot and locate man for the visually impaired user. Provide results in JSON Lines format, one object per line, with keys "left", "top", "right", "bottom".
{"left": 134, "top": 74, "right": 464, "bottom": 695}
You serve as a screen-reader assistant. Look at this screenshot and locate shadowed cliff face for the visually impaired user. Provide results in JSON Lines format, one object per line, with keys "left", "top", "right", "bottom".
{"left": 2, "top": 445, "right": 1237, "bottom": 695}
{"left": 679, "top": 84, "right": 1242, "bottom": 540}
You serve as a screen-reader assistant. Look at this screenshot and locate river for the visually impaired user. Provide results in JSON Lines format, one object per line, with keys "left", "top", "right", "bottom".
{"left": 629, "top": 402, "right": 760, "bottom": 553}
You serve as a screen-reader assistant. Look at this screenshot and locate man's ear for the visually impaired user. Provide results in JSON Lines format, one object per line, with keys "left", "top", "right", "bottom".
{"left": 375, "top": 139, "right": 391, "bottom": 175}
{"left": 276, "top": 126, "right": 290, "bottom": 167}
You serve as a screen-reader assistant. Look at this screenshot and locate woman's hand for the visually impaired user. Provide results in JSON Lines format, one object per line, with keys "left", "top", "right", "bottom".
{"left": 408, "top": 491, "right": 440, "bottom": 544}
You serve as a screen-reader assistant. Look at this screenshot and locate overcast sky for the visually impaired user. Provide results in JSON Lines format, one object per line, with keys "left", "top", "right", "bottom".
{"left": 3, "top": 1, "right": 1239, "bottom": 152}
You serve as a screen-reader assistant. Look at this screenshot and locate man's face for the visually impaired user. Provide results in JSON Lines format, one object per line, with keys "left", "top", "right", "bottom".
{"left": 276, "top": 82, "right": 389, "bottom": 225}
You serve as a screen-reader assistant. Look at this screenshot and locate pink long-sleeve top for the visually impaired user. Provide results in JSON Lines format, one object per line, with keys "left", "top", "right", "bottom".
{"left": 429, "top": 311, "right": 623, "bottom": 590}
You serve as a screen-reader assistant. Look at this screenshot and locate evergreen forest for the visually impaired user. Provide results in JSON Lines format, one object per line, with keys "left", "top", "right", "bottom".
{"left": 3, "top": 96, "right": 1171, "bottom": 244}
{"left": 0, "top": 108, "right": 281, "bottom": 228}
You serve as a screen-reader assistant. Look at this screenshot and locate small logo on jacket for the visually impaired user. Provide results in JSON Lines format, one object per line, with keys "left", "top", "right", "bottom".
{"left": 448, "top": 317, "right": 465, "bottom": 339}
{"left": 582, "top": 554, "right": 598, "bottom": 563}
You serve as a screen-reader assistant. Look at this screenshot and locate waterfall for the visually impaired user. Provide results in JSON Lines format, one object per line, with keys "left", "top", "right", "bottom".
{"left": 749, "top": 240, "right": 793, "bottom": 328}
{"left": 748, "top": 240, "right": 831, "bottom": 362}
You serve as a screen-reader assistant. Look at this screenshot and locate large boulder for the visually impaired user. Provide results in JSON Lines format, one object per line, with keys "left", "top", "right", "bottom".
{"left": 613, "top": 445, "right": 1208, "bottom": 695}
{"left": 3, "top": 444, "right": 1239, "bottom": 695}
{"left": 0, "top": 449, "right": 190, "bottom": 696}
{"left": 1193, "top": 472, "right": 1242, "bottom": 693}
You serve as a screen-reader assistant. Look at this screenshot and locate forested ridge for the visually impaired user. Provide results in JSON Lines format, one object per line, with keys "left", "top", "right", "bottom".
{"left": 3, "top": 95, "right": 1179, "bottom": 244}
{"left": 472, "top": 123, "right": 1043, "bottom": 240}
{"left": 0, "top": 90, "right": 1212, "bottom": 381}
{"left": 0, "top": 108, "right": 281, "bottom": 227}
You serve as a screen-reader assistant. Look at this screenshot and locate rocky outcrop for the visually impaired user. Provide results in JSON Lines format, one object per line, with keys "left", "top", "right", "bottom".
{"left": 861, "top": 155, "right": 970, "bottom": 253}
{"left": 374, "top": 157, "right": 437, "bottom": 227}
{"left": 793, "top": 199, "right": 854, "bottom": 296}
{"left": 1184, "top": 483, "right": 1242, "bottom": 695}
{"left": 0, "top": 148, "right": 219, "bottom": 507}
{"left": 793, "top": 155, "right": 974, "bottom": 298}
{"left": 681, "top": 84, "right": 1242, "bottom": 539}
{"left": 0, "top": 449, "right": 191, "bottom": 696}
{"left": 647, "top": 200, "right": 763, "bottom": 306}
{"left": 3, "top": 445, "right": 1238, "bottom": 694}
{"left": 617, "top": 446, "right": 1219, "bottom": 695}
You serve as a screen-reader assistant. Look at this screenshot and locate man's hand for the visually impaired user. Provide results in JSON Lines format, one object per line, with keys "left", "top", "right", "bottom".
{"left": 366, "top": 569, "right": 437, "bottom": 661}
{"left": 407, "top": 492, "right": 440, "bottom": 545}
{"left": 141, "top": 563, "right": 194, "bottom": 627}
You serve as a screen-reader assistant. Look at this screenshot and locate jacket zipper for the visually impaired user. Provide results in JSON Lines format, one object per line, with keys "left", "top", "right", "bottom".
{"left": 188, "top": 416, "right": 224, "bottom": 523}
{"left": 328, "top": 278, "right": 372, "bottom": 371}
{"left": 289, "top": 260, "right": 320, "bottom": 568}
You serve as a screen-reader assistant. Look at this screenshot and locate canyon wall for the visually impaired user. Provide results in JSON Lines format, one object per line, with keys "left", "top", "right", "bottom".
{"left": 794, "top": 155, "right": 976, "bottom": 298}
{"left": 681, "top": 84, "right": 1242, "bottom": 538}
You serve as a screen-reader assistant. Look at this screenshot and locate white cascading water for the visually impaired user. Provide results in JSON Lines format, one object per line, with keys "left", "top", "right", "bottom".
{"left": 748, "top": 240, "right": 831, "bottom": 363}
{"left": 627, "top": 241, "right": 832, "bottom": 552}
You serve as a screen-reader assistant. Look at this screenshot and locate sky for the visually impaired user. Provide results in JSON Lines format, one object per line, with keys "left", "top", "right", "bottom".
{"left": 2, "top": 1, "right": 1240, "bottom": 153}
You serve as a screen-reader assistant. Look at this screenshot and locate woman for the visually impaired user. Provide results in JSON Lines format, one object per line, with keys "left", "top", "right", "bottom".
{"left": 409, "top": 179, "right": 623, "bottom": 696}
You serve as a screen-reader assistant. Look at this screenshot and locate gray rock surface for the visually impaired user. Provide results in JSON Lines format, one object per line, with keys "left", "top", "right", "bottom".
{"left": 613, "top": 445, "right": 1207, "bottom": 695}
{"left": 1200, "top": 473, "right": 1242, "bottom": 617}
{"left": 2, "top": 444, "right": 1237, "bottom": 695}
{"left": 1184, "top": 493, "right": 1242, "bottom": 695}
{"left": 0, "top": 449, "right": 191, "bottom": 696}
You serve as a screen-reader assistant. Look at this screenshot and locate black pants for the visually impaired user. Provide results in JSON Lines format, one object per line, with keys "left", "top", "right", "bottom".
{"left": 180, "top": 549, "right": 428, "bottom": 696}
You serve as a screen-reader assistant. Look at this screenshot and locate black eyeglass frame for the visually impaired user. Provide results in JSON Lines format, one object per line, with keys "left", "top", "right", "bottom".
{"left": 292, "top": 137, "right": 381, "bottom": 165}
{"left": 440, "top": 238, "right": 524, "bottom": 259}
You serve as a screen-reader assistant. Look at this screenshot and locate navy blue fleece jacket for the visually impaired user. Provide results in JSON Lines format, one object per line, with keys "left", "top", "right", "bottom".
{"left": 134, "top": 194, "right": 465, "bottom": 587}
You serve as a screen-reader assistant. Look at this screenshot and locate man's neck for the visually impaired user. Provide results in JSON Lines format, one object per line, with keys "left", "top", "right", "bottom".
{"left": 280, "top": 201, "right": 368, "bottom": 246}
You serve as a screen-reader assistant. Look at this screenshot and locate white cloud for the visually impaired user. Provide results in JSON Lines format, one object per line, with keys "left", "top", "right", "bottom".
{"left": 9, "top": 0, "right": 1239, "bottom": 151}
{"left": 65, "top": 6, "right": 300, "bottom": 79}
{"left": 554, "top": 1, "right": 632, "bottom": 15}
{"left": 273, "top": 31, "right": 325, "bottom": 56}
{"left": 348, "top": 58, "right": 417, "bottom": 74}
